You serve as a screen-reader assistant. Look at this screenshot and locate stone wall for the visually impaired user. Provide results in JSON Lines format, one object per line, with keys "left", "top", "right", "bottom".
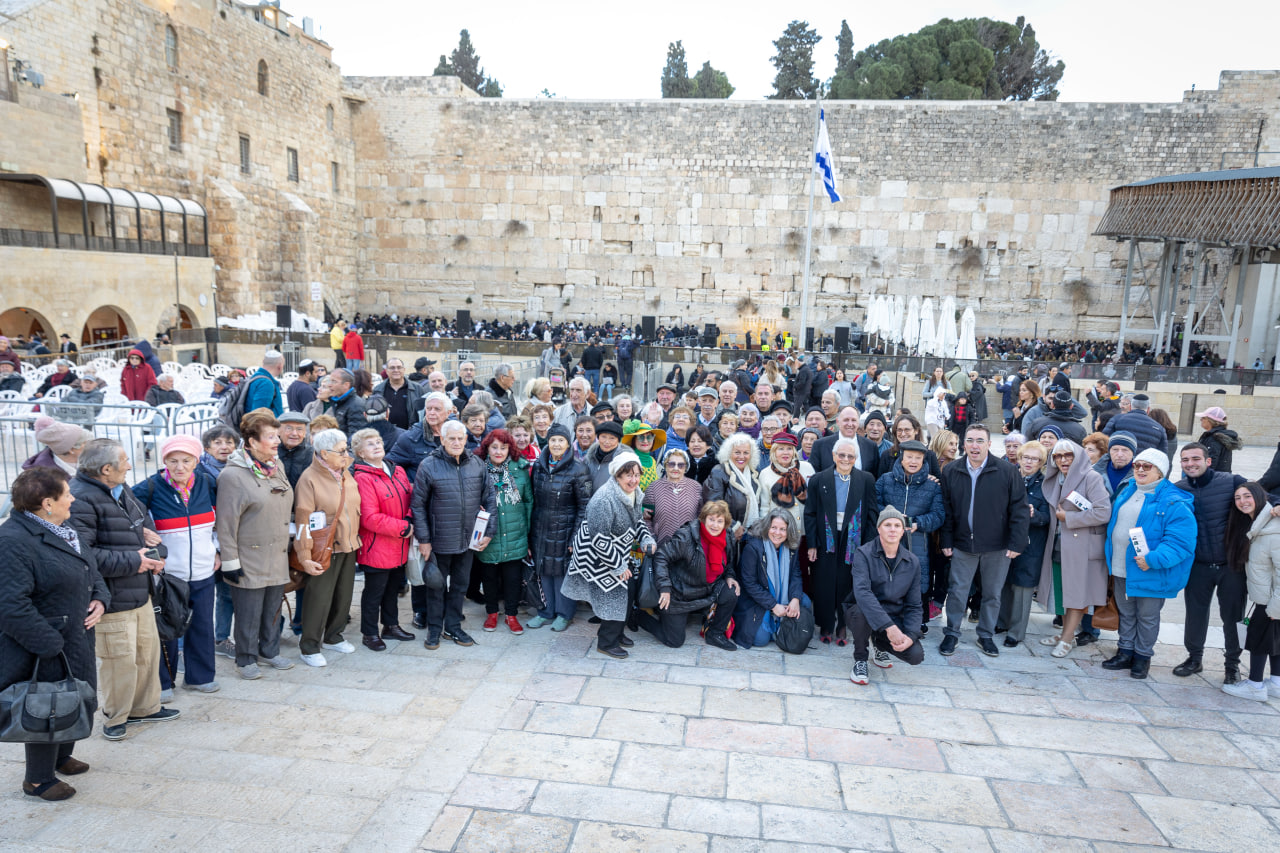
{"left": 348, "top": 72, "right": 1279, "bottom": 338}
{"left": 0, "top": 86, "right": 86, "bottom": 177}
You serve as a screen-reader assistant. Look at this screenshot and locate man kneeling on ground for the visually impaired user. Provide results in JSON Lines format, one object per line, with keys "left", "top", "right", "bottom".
{"left": 846, "top": 506, "right": 925, "bottom": 685}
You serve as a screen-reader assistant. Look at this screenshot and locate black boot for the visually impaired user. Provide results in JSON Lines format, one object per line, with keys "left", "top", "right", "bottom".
{"left": 1129, "top": 655, "right": 1151, "bottom": 679}
{"left": 1172, "top": 656, "right": 1203, "bottom": 677}
{"left": 1101, "top": 651, "right": 1134, "bottom": 670}
{"left": 705, "top": 631, "right": 736, "bottom": 651}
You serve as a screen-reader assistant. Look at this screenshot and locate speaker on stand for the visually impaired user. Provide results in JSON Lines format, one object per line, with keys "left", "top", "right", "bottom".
{"left": 456, "top": 309, "right": 472, "bottom": 336}
{"left": 834, "top": 326, "right": 849, "bottom": 354}
{"left": 804, "top": 327, "right": 815, "bottom": 352}
{"left": 275, "top": 304, "right": 292, "bottom": 330}
{"left": 641, "top": 315, "right": 656, "bottom": 341}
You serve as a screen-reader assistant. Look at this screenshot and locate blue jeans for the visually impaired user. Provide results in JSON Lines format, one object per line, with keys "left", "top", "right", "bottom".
{"left": 600, "top": 381, "right": 615, "bottom": 400}
{"left": 214, "top": 573, "right": 234, "bottom": 643}
{"left": 1114, "top": 575, "right": 1164, "bottom": 659}
{"left": 346, "top": 358, "right": 364, "bottom": 373}
{"left": 538, "top": 571, "right": 578, "bottom": 620}
{"left": 160, "top": 575, "right": 216, "bottom": 689}
{"left": 752, "top": 592, "right": 812, "bottom": 647}
{"left": 585, "top": 369, "right": 600, "bottom": 394}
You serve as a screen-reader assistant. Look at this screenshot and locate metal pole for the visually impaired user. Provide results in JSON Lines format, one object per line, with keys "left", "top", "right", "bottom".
{"left": 1117, "top": 239, "right": 1136, "bottom": 354}
{"left": 798, "top": 98, "right": 822, "bottom": 351}
{"left": 1180, "top": 244, "right": 1200, "bottom": 367}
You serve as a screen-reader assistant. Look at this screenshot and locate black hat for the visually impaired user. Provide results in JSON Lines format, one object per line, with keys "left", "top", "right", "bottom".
{"left": 547, "top": 423, "right": 573, "bottom": 443}
{"left": 767, "top": 400, "right": 793, "bottom": 417}
{"left": 899, "top": 440, "right": 928, "bottom": 454}
{"left": 590, "top": 401, "right": 615, "bottom": 416}
{"left": 364, "top": 396, "right": 389, "bottom": 416}
{"left": 805, "top": 406, "right": 826, "bottom": 419}
{"left": 657, "top": 383, "right": 678, "bottom": 394}
{"left": 414, "top": 356, "right": 437, "bottom": 371}
{"left": 1052, "top": 389, "right": 1073, "bottom": 407}
{"left": 862, "top": 410, "right": 887, "bottom": 428}
{"left": 596, "top": 420, "right": 624, "bottom": 439}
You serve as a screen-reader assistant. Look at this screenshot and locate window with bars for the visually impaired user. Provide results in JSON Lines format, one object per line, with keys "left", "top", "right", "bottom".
{"left": 287, "top": 147, "right": 299, "bottom": 182}
{"left": 166, "top": 109, "right": 182, "bottom": 151}
{"left": 165, "top": 26, "right": 178, "bottom": 69}
{"left": 239, "top": 134, "right": 251, "bottom": 174}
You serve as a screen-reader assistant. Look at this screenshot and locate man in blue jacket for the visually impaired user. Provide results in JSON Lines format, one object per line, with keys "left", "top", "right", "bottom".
{"left": 1103, "top": 394, "right": 1167, "bottom": 456}
{"left": 242, "top": 351, "right": 284, "bottom": 417}
{"left": 1173, "top": 442, "right": 1247, "bottom": 683}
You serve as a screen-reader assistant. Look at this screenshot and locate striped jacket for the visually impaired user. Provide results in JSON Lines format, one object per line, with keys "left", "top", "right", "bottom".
{"left": 132, "top": 470, "right": 219, "bottom": 583}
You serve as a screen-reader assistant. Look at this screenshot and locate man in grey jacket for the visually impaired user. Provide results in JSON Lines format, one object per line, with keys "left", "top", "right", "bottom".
{"left": 412, "top": 421, "right": 497, "bottom": 650}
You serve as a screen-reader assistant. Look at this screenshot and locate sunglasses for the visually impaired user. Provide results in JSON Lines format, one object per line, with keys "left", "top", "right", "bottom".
{"left": 665, "top": 461, "right": 687, "bottom": 469}
{"left": 1132, "top": 462, "right": 1159, "bottom": 472}
{"left": 1051, "top": 453, "right": 1074, "bottom": 460}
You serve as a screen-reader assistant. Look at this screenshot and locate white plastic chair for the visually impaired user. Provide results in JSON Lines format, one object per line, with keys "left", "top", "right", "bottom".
{"left": 172, "top": 402, "right": 221, "bottom": 437}
{"left": 162, "top": 361, "right": 183, "bottom": 377}
{"left": 40, "top": 384, "right": 75, "bottom": 403}
{"left": 96, "top": 404, "right": 160, "bottom": 472}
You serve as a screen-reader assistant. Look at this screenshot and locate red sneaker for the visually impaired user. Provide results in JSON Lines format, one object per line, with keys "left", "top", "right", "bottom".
{"left": 505, "top": 616, "right": 524, "bottom": 635}
{"left": 927, "top": 602, "right": 943, "bottom": 621}
{"left": 483, "top": 613, "right": 499, "bottom": 632}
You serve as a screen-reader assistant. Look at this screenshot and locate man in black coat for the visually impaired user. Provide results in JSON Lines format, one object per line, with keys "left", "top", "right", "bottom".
{"left": 327, "top": 368, "right": 368, "bottom": 437}
{"left": 411, "top": 421, "right": 497, "bottom": 650}
{"left": 1102, "top": 394, "right": 1168, "bottom": 456}
{"left": 938, "top": 424, "right": 1029, "bottom": 658}
{"left": 792, "top": 360, "right": 815, "bottom": 409}
{"left": 1022, "top": 389, "right": 1088, "bottom": 444}
{"left": 1173, "top": 442, "right": 1247, "bottom": 682}
{"left": 846, "top": 507, "right": 925, "bottom": 685}
{"left": 69, "top": 439, "right": 179, "bottom": 740}
{"left": 810, "top": 407, "right": 881, "bottom": 479}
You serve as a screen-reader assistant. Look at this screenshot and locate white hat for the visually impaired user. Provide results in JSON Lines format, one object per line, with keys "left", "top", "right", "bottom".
{"left": 1133, "top": 448, "right": 1169, "bottom": 479}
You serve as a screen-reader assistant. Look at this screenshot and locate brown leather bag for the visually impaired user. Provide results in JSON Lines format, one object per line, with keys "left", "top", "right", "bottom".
{"left": 287, "top": 479, "right": 347, "bottom": 590}
{"left": 1092, "top": 577, "right": 1120, "bottom": 632}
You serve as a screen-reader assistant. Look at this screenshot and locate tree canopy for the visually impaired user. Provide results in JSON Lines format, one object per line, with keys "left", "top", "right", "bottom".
{"left": 432, "top": 29, "right": 503, "bottom": 98}
{"left": 768, "top": 20, "right": 821, "bottom": 100}
{"left": 828, "top": 16, "right": 1064, "bottom": 101}
{"left": 661, "top": 42, "right": 734, "bottom": 99}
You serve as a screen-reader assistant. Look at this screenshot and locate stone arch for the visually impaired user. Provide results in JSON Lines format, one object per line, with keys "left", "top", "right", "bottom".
{"left": 0, "top": 306, "right": 56, "bottom": 342}
{"left": 155, "top": 303, "right": 197, "bottom": 334}
{"left": 79, "top": 305, "right": 136, "bottom": 345}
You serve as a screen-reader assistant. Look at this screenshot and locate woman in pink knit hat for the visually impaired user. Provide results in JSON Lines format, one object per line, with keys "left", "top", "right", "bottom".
{"left": 131, "top": 433, "right": 221, "bottom": 698}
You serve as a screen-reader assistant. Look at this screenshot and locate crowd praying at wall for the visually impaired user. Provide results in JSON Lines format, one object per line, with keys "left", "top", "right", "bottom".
{"left": 4, "top": 326, "right": 1280, "bottom": 803}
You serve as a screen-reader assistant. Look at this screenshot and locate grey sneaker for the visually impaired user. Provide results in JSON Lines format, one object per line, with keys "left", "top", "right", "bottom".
{"left": 159, "top": 688, "right": 174, "bottom": 703}
{"left": 214, "top": 639, "right": 236, "bottom": 659}
{"left": 183, "top": 681, "right": 220, "bottom": 693}
{"left": 850, "top": 660, "right": 869, "bottom": 685}
{"left": 1222, "top": 680, "right": 1269, "bottom": 702}
{"left": 263, "top": 655, "right": 294, "bottom": 670}
{"left": 873, "top": 649, "right": 893, "bottom": 669}
{"left": 102, "top": 723, "right": 128, "bottom": 741}
{"left": 238, "top": 663, "right": 262, "bottom": 680}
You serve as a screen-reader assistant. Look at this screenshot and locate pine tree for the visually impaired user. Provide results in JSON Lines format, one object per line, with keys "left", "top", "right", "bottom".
{"left": 692, "top": 61, "right": 734, "bottom": 99}
{"left": 661, "top": 41, "right": 695, "bottom": 98}
{"left": 768, "top": 20, "right": 821, "bottom": 100}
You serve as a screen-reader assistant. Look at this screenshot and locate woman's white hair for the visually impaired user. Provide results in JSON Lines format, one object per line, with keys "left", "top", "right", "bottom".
{"left": 312, "top": 428, "right": 347, "bottom": 453}
{"left": 833, "top": 436, "right": 860, "bottom": 460}
{"left": 716, "top": 432, "right": 760, "bottom": 469}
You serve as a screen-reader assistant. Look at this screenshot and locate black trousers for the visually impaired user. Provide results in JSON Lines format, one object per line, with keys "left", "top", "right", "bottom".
{"left": 360, "top": 565, "right": 406, "bottom": 636}
{"left": 1183, "top": 561, "right": 1247, "bottom": 668}
{"left": 848, "top": 602, "right": 925, "bottom": 665}
{"left": 634, "top": 584, "right": 738, "bottom": 648}
{"left": 812, "top": 558, "right": 853, "bottom": 635}
{"left": 425, "top": 551, "right": 473, "bottom": 634}
{"left": 25, "top": 741, "right": 75, "bottom": 785}
{"left": 482, "top": 559, "right": 522, "bottom": 616}
{"left": 597, "top": 619, "right": 626, "bottom": 650}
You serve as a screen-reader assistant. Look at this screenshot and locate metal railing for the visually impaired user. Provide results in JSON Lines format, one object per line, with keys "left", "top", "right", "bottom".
{"left": 0, "top": 399, "right": 224, "bottom": 511}
{"left": 0, "top": 228, "right": 210, "bottom": 257}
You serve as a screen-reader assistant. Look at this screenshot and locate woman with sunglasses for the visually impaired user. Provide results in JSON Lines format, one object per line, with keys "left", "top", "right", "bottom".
{"left": 1101, "top": 449, "right": 1197, "bottom": 679}
{"left": 644, "top": 448, "right": 703, "bottom": 546}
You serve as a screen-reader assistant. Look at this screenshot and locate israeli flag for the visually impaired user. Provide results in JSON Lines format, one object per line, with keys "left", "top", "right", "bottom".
{"left": 814, "top": 108, "right": 840, "bottom": 203}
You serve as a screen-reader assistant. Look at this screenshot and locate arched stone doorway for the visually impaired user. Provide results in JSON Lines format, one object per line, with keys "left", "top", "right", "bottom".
{"left": 0, "top": 306, "right": 56, "bottom": 344}
{"left": 80, "top": 305, "right": 135, "bottom": 346}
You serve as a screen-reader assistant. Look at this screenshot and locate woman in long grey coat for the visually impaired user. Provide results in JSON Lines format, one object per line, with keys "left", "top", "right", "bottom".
{"left": 1038, "top": 439, "right": 1112, "bottom": 658}
{"left": 561, "top": 452, "right": 656, "bottom": 659}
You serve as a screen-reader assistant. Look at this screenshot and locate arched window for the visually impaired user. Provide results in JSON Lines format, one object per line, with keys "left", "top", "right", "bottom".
{"left": 164, "top": 26, "right": 178, "bottom": 69}
{"left": 257, "top": 60, "right": 269, "bottom": 96}
{"left": 325, "top": 104, "right": 334, "bottom": 130}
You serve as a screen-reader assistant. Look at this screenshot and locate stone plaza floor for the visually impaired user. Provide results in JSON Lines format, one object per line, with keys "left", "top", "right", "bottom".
{"left": 1, "top": 441, "right": 1279, "bottom": 852}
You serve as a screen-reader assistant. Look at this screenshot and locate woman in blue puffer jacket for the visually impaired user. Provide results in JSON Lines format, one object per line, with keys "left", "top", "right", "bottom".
{"left": 1101, "top": 449, "right": 1197, "bottom": 680}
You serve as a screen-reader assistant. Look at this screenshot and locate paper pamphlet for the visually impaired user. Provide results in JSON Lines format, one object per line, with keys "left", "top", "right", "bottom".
{"left": 1129, "top": 526, "right": 1149, "bottom": 557}
{"left": 1065, "top": 490, "right": 1093, "bottom": 511}
{"left": 469, "top": 510, "right": 492, "bottom": 551}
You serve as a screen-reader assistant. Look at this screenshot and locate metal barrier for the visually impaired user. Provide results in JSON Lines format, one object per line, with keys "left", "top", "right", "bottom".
{"left": 0, "top": 400, "right": 224, "bottom": 509}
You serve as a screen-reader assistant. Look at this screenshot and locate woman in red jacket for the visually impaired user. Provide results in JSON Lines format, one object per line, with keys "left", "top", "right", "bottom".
{"left": 351, "top": 427, "right": 416, "bottom": 650}
{"left": 120, "top": 349, "right": 157, "bottom": 402}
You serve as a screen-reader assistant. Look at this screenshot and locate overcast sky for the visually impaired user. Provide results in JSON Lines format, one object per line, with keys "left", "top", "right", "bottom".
{"left": 283, "top": 0, "right": 1275, "bottom": 102}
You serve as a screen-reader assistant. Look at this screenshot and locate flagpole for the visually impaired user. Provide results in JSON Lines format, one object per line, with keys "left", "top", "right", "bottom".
{"left": 798, "top": 96, "right": 822, "bottom": 353}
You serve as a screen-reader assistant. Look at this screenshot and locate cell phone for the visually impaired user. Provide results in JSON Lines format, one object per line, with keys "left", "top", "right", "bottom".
{"left": 144, "top": 547, "right": 161, "bottom": 561}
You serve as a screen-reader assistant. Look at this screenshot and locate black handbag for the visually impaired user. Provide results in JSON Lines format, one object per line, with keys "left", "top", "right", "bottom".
{"left": 152, "top": 572, "right": 192, "bottom": 642}
{"left": 635, "top": 554, "right": 661, "bottom": 610}
{"left": 422, "top": 554, "right": 445, "bottom": 590}
{"left": 521, "top": 556, "right": 546, "bottom": 610}
{"left": 774, "top": 604, "right": 816, "bottom": 654}
{"left": 0, "top": 652, "right": 96, "bottom": 743}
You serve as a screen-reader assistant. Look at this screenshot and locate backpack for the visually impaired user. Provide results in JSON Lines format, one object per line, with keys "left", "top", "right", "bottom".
{"left": 219, "top": 373, "right": 272, "bottom": 433}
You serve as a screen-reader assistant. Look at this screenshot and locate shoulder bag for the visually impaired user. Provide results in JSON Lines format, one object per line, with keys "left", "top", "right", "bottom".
{"left": 288, "top": 477, "right": 347, "bottom": 588}
{"left": 152, "top": 572, "right": 193, "bottom": 642}
{"left": 774, "top": 603, "right": 816, "bottom": 654}
{"left": 0, "top": 652, "right": 96, "bottom": 744}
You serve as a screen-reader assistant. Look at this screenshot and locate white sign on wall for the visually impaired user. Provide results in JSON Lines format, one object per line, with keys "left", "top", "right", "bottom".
{"left": 310, "top": 281, "right": 323, "bottom": 302}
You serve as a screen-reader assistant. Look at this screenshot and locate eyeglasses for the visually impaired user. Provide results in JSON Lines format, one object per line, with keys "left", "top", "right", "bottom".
{"left": 665, "top": 461, "right": 687, "bottom": 469}
{"left": 1051, "top": 453, "right": 1074, "bottom": 460}
{"left": 1132, "top": 462, "right": 1157, "bottom": 472}
{"left": 326, "top": 448, "right": 352, "bottom": 457}
{"left": 835, "top": 453, "right": 857, "bottom": 460}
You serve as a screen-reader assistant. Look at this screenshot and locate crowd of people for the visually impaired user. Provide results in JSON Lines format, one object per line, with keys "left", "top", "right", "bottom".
{"left": 4, "top": 340, "right": 1280, "bottom": 803}
{"left": 974, "top": 335, "right": 1227, "bottom": 367}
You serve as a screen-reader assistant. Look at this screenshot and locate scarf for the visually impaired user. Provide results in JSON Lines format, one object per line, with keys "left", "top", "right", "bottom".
{"left": 200, "top": 451, "right": 226, "bottom": 477}
{"left": 636, "top": 450, "right": 659, "bottom": 492}
{"left": 163, "top": 470, "right": 194, "bottom": 506}
{"left": 239, "top": 448, "right": 276, "bottom": 480}
{"left": 725, "top": 462, "right": 760, "bottom": 528}
{"left": 487, "top": 459, "right": 523, "bottom": 506}
{"left": 738, "top": 422, "right": 761, "bottom": 439}
{"left": 763, "top": 541, "right": 791, "bottom": 634}
{"left": 25, "top": 512, "right": 81, "bottom": 553}
{"left": 824, "top": 474, "right": 863, "bottom": 565}
{"left": 700, "top": 523, "right": 727, "bottom": 584}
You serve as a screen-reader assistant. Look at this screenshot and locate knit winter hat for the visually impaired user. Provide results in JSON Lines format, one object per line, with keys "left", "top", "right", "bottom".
{"left": 877, "top": 506, "right": 908, "bottom": 529}
{"left": 1108, "top": 432, "right": 1138, "bottom": 453}
{"left": 1133, "top": 448, "right": 1169, "bottom": 479}
{"left": 35, "top": 417, "right": 89, "bottom": 455}
{"left": 546, "top": 423, "right": 573, "bottom": 444}
{"left": 608, "top": 450, "right": 641, "bottom": 477}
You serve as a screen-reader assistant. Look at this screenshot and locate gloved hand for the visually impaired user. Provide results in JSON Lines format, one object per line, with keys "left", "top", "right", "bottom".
{"left": 221, "top": 568, "right": 245, "bottom": 585}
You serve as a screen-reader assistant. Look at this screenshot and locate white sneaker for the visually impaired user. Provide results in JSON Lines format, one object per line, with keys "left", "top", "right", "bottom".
{"left": 301, "top": 652, "right": 328, "bottom": 668}
{"left": 1269, "top": 678, "right": 1280, "bottom": 700}
{"left": 873, "top": 649, "right": 894, "bottom": 669}
{"left": 850, "top": 660, "right": 870, "bottom": 685}
{"left": 322, "top": 640, "right": 355, "bottom": 654}
{"left": 1222, "top": 680, "right": 1269, "bottom": 702}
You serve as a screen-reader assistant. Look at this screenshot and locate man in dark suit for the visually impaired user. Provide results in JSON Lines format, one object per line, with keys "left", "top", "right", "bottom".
{"left": 811, "top": 407, "right": 881, "bottom": 479}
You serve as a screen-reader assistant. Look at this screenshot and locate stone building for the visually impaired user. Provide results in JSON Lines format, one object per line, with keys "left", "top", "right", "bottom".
{"left": 2, "top": 0, "right": 1278, "bottom": 351}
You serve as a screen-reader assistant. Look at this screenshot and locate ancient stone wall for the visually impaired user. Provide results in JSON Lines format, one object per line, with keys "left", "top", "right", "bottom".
{"left": 348, "top": 72, "right": 1279, "bottom": 338}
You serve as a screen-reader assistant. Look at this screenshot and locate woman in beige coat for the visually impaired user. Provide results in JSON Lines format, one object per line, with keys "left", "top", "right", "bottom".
{"left": 215, "top": 409, "right": 296, "bottom": 680}
{"left": 293, "top": 429, "right": 362, "bottom": 668}
{"left": 1038, "top": 439, "right": 1112, "bottom": 658}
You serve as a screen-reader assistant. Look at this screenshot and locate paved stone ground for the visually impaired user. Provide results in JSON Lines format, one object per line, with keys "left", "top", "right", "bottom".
{"left": 2, "top": 441, "right": 1279, "bottom": 852}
